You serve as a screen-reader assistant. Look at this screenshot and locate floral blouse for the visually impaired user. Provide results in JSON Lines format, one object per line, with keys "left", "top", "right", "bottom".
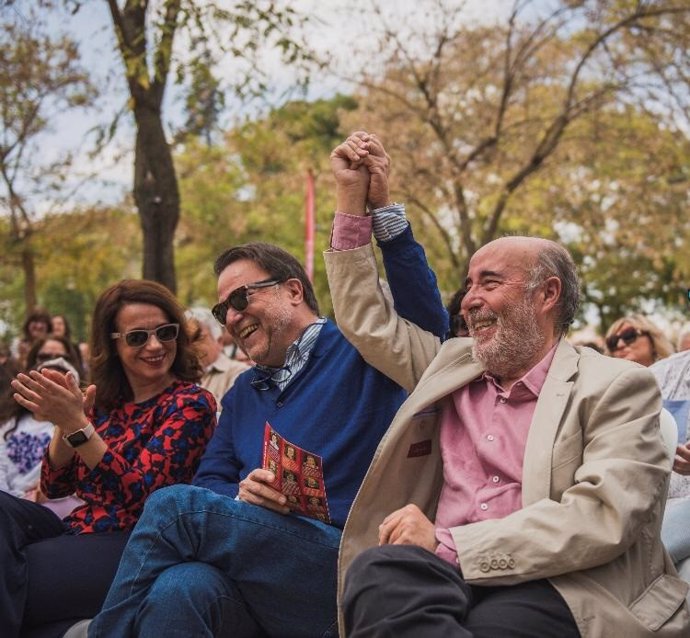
{"left": 41, "top": 380, "right": 216, "bottom": 533}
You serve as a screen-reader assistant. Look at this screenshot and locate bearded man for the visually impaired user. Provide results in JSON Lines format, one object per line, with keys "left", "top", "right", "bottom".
{"left": 325, "top": 132, "right": 690, "bottom": 636}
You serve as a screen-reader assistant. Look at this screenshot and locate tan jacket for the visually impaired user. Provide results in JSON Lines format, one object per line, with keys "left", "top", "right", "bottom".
{"left": 325, "top": 245, "right": 690, "bottom": 637}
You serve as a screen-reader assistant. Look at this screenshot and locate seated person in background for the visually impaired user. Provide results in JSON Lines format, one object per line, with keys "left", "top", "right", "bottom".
{"left": 3, "top": 280, "right": 216, "bottom": 638}
{"left": 13, "top": 308, "right": 52, "bottom": 369}
{"left": 677, "top": 327, "right": 690, "bottom": 353}
{"left": 605, "top": 313, "right": 674, "bottom": 366}
{"left": 324, "top": 131, "right": 689, "bottom": 636}
{"left": 447, "top": 287, "right": 469, "bottom": 338}
{"left": 652, "top": 349, "right": 690, "bottom": 575}
{"left": 89, "top": 174, "right": 447, "bottom": 637}
{"left": 185, "top": 306, "right": 250, "bottom": 406}
{"left": 26, "top": 334, "right": 85, "bottom": 380}
{"left": 51, "top": 313, "right": 86, "bottom": 371}
{"left": 0, "top": 356, "right": 81, "bottom": 500}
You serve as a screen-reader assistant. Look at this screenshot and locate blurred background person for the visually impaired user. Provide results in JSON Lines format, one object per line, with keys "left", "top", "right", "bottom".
{"left": 185, "top": 306, "right": 249, "bottom": 406}
{"left": 51, "top": 313, "right": 85, "bottom": 371}
{"left": 677, "top": 327, "right": 690, "bottom": 353}
{"left": 12, "top": 308, "right": 52, "bottom": 370}
{"left": 220, "top": 328, "right": 253, "bottom": 364}
{"left": 651, "top": 346, "right": 690, "bottom": 593}
{"left": 0, "top": 356, "right": 81, "bottom": 501}
{"left": 25, "top": 335, "right": 84, "bottom": 380}
{"left": 605, "top": 313, "right": 674, "bottom": 366}
{"left": 1, "top": 280, "right": 217, "bottom": 638}
{"left": 446, "top": 288, "right": 468, "bottom": 338}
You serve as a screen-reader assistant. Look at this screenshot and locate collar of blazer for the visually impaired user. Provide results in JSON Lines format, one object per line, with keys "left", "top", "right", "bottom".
{"left": 410, "top": 337, "right": 579, "bottom": 504}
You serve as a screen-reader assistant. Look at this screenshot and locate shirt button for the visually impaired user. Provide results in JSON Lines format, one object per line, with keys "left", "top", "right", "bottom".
{"left": 492, "top": 476, "right": 500, "bottom": 483}
{"left": 276, "top": 401, "right": 284, "bottom": 408}
{"left": 486, "top": 435, "right": 495, "bottom": 441}
{"left": 499, "top": 397, "right": 506, "bottom": 404}
{"left": 480, "top": 503, "right": 488, "bottom": 511}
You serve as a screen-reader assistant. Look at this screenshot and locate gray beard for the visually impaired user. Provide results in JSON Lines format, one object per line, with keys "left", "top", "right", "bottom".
{"left": 470, "top": 299, "right": 545, "bottom": 381}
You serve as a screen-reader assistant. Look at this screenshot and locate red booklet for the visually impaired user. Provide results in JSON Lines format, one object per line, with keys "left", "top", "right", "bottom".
{"left": 262, "top": 422, "right": 331, "bottom": 524}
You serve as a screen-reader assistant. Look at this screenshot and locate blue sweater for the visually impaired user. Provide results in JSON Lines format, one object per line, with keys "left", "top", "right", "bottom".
{"left": 380, "top": 224, "right": 449, "bottom": 340}
{"left": 194, "top": 320, "right": 407, "bottom": 528}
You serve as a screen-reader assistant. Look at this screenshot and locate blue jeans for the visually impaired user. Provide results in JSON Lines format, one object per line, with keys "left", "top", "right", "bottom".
{"left": 662, "top": 497, "right": 690, "bottom": 564}
{"left": 89, "top": 484, "right": 341, "bottom": 638}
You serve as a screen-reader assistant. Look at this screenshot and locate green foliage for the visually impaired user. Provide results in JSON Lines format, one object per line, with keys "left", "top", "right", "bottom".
{"left": 175, "top": 94, "right": 359, "bottom": 313}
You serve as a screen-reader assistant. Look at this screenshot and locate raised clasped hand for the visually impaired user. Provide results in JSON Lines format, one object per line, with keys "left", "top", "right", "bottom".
{"left": 237, "top": 468, "right": 291, "bottom": 515}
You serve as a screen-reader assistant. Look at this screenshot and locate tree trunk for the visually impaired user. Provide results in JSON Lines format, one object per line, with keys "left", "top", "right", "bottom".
{"left": 21, "top": 239, "right": 37, "bottom": 312}
{"left": 132, "top": 102, "right": 180, "bottom": 293}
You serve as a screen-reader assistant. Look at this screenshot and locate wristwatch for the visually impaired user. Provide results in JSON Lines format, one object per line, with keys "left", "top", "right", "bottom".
{"left": 62, "top": 423, "right": 96, "bottom": 448}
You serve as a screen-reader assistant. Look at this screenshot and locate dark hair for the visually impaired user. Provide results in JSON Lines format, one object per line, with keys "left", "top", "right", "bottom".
{"left": 51, "top": 314, "right": 72, "bottom": 340}
{"left": 90, "top": 280, "right": 202, "bottom": 411}
{"left": 0, "top": 352, "right": 44, "bottom": 439}
{"left": 22, "top": 308, "right": 52, "bottom": 340}
{"left": 214, "top": 242, "right": 320, "bottom": 315}
{"left": 25, "top": 335, "right": 84, "bottom": 379}
{"left": 526, "top": 241, "right": 580, "bottom": 336}
{"left": 446, "top": 288, "right": 468, "bottom": 338}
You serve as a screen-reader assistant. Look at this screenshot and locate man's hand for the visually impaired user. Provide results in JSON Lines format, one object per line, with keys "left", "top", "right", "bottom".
{"left": 360, "top": 133, "right": 391, "bottom": 211}
{"left": 330, "top": 131, "right": 371, "bottom": 216}
{"left": 674, "top": 444, "right": 690, "bottom": 474}
{"left": 238, "top": 468, "right": 290, "bottom": 514}
{"left": 378, "top": 503, "right": 438, "bottom": 552}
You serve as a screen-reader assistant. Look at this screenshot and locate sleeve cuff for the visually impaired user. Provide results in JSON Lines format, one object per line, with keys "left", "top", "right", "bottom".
{"left": 435, "top": 527, "right": 460, "bottom": 568}
{"left": 330, "top": 212, "right": 373, "bottom": 250}
{"left": 371, "top": 203, "right": 408, "bottom": 242}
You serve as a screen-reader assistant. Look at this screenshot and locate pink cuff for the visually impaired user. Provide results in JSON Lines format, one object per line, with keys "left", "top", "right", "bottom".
{"left": 330, "top": 212, "right": 373, "bottom": 251}
{"left": 435, "top": 527, "right": 459, "bottom": 566}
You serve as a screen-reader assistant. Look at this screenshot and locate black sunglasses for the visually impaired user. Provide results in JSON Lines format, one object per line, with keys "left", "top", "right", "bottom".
{"left": 212, "top": 279, "right": 281, "bottom": 325}
{"left": 110, "top": 323, "right": 180, "bottom": 348}
{"left": 35, "top": 352, "right": 72, "bottom": 363}
{"left": 606, "top": 327, "right": 646, "bottom": 352}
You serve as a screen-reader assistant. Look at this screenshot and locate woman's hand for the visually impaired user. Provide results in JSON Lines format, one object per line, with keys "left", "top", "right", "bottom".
{"left": 12, "top": 369, "right": 90, "bottom": 433}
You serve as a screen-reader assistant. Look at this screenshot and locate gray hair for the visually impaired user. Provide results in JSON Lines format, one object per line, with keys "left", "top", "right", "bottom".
{"left": 186, "top": 307, "right": 223, "bottom": 341}
{"left": 525, "top": 241, "right": 580, "bottom": 336}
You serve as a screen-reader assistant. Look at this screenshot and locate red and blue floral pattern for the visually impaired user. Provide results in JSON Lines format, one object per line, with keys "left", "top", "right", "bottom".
{"left": 41, "top": 381, "right": 216, "bottom": 533}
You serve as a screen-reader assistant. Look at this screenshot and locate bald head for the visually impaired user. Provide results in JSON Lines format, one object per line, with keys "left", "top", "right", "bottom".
{"left": 469, "top": 236, "right": 579, "bottom": 336}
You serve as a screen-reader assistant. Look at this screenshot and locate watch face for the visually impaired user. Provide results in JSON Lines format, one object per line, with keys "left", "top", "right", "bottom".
{"left": 67, "top": 431, "right": 89, "bottom": 446}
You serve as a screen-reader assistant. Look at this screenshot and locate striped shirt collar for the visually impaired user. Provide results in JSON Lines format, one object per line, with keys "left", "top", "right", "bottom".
{"left": 252, "top": 318, "right": 326, "bottom": 391}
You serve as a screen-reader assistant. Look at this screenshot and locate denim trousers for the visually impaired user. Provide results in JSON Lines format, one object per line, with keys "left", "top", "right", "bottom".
{"left": 89, "top": 484, "right": 341, "bottom": 638}
{"left": 662, "top": 497, "right": 690, "bottom": 564}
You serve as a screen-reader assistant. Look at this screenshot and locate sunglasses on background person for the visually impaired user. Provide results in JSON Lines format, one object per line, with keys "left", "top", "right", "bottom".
{"left": 35, "top": 352, "right": 73, "bottom": 364}
{"left": 111, "top": 323, "right": 180, "bottom": 348}
{"left": 212, "top": 279, "right": 282, "bottom": 325}
{"left": 606, "top": 327, "right": 647, "bottom": 353}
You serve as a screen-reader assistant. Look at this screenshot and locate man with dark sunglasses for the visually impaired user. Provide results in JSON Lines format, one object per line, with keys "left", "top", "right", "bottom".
{"left": 88, "top": 152, "right": 447, "bottom": 635}
{"left": 325, "top": 133, "right": 689, "bottom": 636}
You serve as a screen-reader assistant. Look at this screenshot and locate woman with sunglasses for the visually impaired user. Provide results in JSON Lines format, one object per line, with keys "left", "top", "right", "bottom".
{"left": 605, "top": 314, "right": 674, "bottom": 367}
{"left": 1, "top": 280, "right": 216, "bottom": 638}
{"left": 25, "top": 335, "right": 84, "bottom": 377}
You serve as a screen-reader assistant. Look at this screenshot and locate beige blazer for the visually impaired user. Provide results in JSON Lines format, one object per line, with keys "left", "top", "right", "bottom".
{"left": 325, "top": 245, "right": 690, "bottom": 637}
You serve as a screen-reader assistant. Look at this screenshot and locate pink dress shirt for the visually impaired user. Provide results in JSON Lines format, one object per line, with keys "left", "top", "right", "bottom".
{"left": 435, "top": 345, "right": 557, "bottom": 565}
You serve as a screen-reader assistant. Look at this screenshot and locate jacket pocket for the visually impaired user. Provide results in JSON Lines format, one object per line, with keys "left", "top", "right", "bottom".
{"left": 628, "top": 574, "right": 689, "bottom": 630}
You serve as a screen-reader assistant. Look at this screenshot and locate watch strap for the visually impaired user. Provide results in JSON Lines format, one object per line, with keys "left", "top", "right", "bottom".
{"left": 62, "top": 422, "right": 96, "bottom": 448}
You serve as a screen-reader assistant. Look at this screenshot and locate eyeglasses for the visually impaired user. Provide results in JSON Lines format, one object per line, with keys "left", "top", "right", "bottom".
{"left": 211, "top": 279, "right": 281, "bottom": 325}
{"left": 111, "top": 323, "right": 180, "bottom": 348}
{"left": 35, "top": 352, "right": 71, "bottom": 363}
{"left": 606, "top": 327, "right": 647, "bottom": 352}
